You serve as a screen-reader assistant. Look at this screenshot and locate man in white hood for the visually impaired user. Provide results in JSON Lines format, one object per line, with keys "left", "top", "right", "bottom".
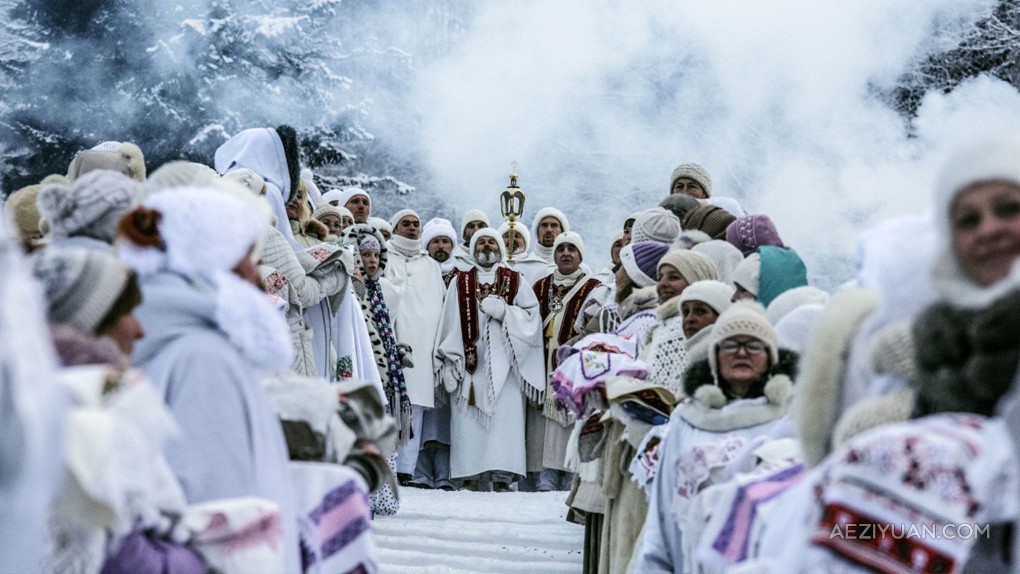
{"left": 422, "top": 218, "right": 459, "bottom": 284}
{"left": 385, "top": 209, "right": 448, "bottom": 484}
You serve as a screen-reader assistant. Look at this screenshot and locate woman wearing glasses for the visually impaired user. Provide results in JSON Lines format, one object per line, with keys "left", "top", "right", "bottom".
{"left": 632, "top": 301, "right": 797, "bottom": 573}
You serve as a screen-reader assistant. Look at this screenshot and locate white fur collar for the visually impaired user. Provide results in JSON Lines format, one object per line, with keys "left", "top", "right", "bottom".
{"left": 212, "top": 270, "right": 294, "bottom": 373}
{"left": 930, "top": 250, "right": 1020, "bottom": 310}
{"left": 678, "top": 374, "right": 792, "bottom": 432}
{"left": 656, "top": 295, "right": 682, "bottom": 321}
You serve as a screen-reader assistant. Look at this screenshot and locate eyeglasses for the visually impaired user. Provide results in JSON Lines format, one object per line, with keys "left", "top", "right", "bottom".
{"left": 718, "top": 339, "right": 768, "bottom": 356}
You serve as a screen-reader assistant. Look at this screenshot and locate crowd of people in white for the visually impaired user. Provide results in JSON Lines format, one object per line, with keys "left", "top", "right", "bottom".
{"left": 2, "top": 125, "right": 1020, "bottom": 574}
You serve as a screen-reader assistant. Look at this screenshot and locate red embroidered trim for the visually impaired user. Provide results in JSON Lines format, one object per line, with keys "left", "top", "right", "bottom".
{"left": 457, "top": 267, "right": 520, "bottom": 374}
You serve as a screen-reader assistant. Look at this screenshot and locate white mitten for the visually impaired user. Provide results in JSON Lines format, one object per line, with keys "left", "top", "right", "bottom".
{"left": 480, "top": 295, "right": 507, "bottom": 321}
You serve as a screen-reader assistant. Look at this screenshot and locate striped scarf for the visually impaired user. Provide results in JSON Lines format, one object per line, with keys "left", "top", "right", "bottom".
{"left": 365, "top": 277, "right": 412, "bottom": 444}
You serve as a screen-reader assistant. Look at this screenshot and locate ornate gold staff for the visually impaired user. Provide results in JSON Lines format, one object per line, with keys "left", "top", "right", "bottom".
{"left": 500, "top": 161, "right": 526, "bottom": 263}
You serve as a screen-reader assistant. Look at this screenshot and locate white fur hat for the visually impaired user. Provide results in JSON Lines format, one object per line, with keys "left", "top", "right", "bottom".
{"left": 119, "top": 186, "right": 266, "bottom": 282}
{"left": 497, "top": 221, "right": 531, "bottom": 254}
{"left": 223, "top": 168, "right": 267, "bottom": 196}
{"left": 766, "top": 285, "right": 830, "bottom": 325}
{"left": 552, "top": 231, "right": 585, "bottom": 261}
{"left": 708, "top": 301, "right": 779, "bottom": 379}
{"left": 389, "top": 208, "right": 419, "bottom": 229}
{"left": 678, "top": 279, "right": 735, "bottom": 315}
{"left": 632, "top": 207, "right": 682, "bottom": 244}
{"left": 422, "top": 217, "right": 457, "bottom": 248}
{"left": 531, "top": 207, "right": 570, "bottom": 235}
{"left": 732, "top": 252, "right": 762, "bottom": 296}
{"left": 469, "top": 227, "right": 507, "bottom": 261}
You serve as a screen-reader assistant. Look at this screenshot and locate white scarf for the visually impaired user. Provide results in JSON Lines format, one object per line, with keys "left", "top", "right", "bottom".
{"left": 552, "top": 268, "right": 584, "bottom": 286}
{"left": 533, "top": 242, "right": 554, "bottom": 263}
{"left": 388, "top": 235, "right": 422, "bottom": 258}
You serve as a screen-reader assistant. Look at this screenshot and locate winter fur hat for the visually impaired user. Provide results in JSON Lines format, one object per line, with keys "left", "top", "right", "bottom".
{"left": 389, "top": 209, "right": 419, "bottom": 230}
{"left": 422, "top": 217, "right": 457, "bottom": 248}
{"left": 732, "top": 252, "right": 761, "bottom": 296}
{"left": 708, "top": 301, "right": 780, "bottom": 381}
{"left": 31, "top": 246, "right": 131, "bottom": 334}
{"left": 657, "top": 249, "right": 718, "bottom": 284}
{"left": 552, "top": 231, "right": 585, "bottom": 261}
{"left": 930, "top": 135, "right": 1020, "bottom": 308}
{"left": 669, "top": 162, "right": 713, "bottom": 197}
{"left": 632, "top": 207, "right": 682, "bottom": 244}
{"left": 531, "top": 207, "right": 570, "bottom": 236}
{"left": 37, "top": 169, "right": 138, "bottom": 243}
{"left": 726, "top": 215, "right": 785, "bottom": 256}
{"left": 692, "top": 240, "right": 744, "bottom": 286}
{"left": 659, "top": 194, "right": 703, "bottom": 224}
{"left": 223, "top": 168, "right": 267, "bottom": 197}
{"left": 708, "top": 196, "right": 746, "bottom": 217}
{"left": 143, "top": 161, "right": 220, "bottom": 198}
{"left": 682, "top": 205, "right": 736, "bottom": 240}
{"left": 766, "top": 286, "right": 830, "bottom": 326}
{"left": 118, "top": 186, "right": 266, "bottom": 282}
{"left": 460, "top": 209, "right": 491, "bottom": 242}
{"left": 468, "top": 227, "right": 507, "bottom": 262}
{"left": 497, "top": 221, "right": 531, "bottom": 254}
{"left": 4, "top": 184, "right": 44, "bottom": 242}
{"left": 620, "top": 241, "right": 671, "bottom": 288}
{"left": 678, "top": 280, "right": 735, "bottom": 316}
{"left": 67, "top": 141, "right": 146, "bottom": 182}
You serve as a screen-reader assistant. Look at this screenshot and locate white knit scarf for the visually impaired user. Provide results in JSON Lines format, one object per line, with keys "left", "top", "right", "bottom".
{"left": 388, "top": 235, "right": 422, "bottom": 258}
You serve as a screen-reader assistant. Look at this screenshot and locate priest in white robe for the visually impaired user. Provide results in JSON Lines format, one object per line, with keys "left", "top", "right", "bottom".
{"left": 450, "top": 209, "right": 491, "bottom": 272}
{"left": 433, "top": 228, "right": 545, "bottom": 491}
{"left": 386, "top": 209, "right": 448, "bottom": 481}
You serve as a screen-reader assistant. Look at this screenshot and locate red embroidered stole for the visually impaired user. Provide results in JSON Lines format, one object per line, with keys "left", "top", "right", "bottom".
{"left": 534, "top": 275, "right": 601, "bottom": 348}
{"left": 457, "top": 266, "right": 520, "bottom": 374}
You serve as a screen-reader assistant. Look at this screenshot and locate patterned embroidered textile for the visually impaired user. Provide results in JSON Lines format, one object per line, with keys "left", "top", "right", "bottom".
{"left": 644, "top": 314, "right": 690, "bottom": 397}
{"left": 808, "top": 414, "right": 1019, "bottom": 574}
{"left": 293, "top": 463, "right": 377, "bottom": 574}
{"left": 550, "top": 333, "right": 646, "bottom": 418}
{"left": 455, "top": 267, "right": 519, "bottom": 375}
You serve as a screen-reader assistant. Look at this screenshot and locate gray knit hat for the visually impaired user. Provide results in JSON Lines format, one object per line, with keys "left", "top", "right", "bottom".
{"left": 632, "top": 207, "right": 682, "bottom": 244}
{"left": 31, "top": 247, "right": 131, "bottom": 334}
{"left": 37, "top": 169, "right": 138, "bottom": 243}
{"left": 670, "top": 162, "right": 713, "bottom": 197}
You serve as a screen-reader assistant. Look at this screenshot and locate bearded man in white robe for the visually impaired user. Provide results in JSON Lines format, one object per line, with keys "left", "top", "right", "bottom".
{"left": 450, "top": 209, "right": 491, "bottom": 272}
{"left": 434, "top": 228, "right": 545, "bottom": 491}
{"left": 385, "top": 209, "right": 448, "bottom": 482}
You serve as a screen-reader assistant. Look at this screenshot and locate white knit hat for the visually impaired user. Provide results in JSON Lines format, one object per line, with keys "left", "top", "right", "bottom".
{"left": 692, "top": 240, "right": 745, "bottom": 286}
{"left": 37, "top": 169, "right": 138, "bottom": 243}
{"left": 468, "top": 228, "right": 506, "bottom": 261}
{"left": 774, "top": 303, "right": 824, "bottom": 354}
{"left": 368, "top": 216, "right": 391, "bottom": 236}
{"left": 732, "top": 252, "right": 762, "bottom": 296}
{"left": 632, "top": 207, "right": 682, "bottom": 244}
{"left": 678, "top": 280, "right": 735, "bottom": 315}
{"left": 421, "top": 217, "right": 457, "bottom": 248}
{"left": 552, "top": 231, "right": 585, "bottom": 261}
{"left": 326, "top": 187, "right": 372, "bottom": 214}
{"left": 389, "top": 208, "right": 419, "bottom": 229}
{"left": 531, "top": 207, "right": 570, "bottom": 235}
{"left": 460, "top": 209, "right": 491, "bottom": 242}
{"left": 31, "top": 246, "right": 131, "bottom": 334}
{"left": 312, "top": 203, "right": 344, "bottom": 223}
{"left": 669, "top": 162, "right": 713, "bottom": 197}
{"left": 765, "top": 285, "right": 830, "bottom": 325}
{"left": 497, "top": 221, "right": 531, "bottom": 254}
{"left": 657, "top": 249, "right": 718, "bottom": 284}
{"left": 708, "top": 301, "right": 779, "bottom": 379}
{"left": 119, "top": 186, "right": 266, "bottom": 281}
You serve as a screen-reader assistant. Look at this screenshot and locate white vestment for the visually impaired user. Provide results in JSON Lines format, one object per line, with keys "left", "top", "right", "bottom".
{"left": 433, "top": 264, "right": 545, "bottom": 480}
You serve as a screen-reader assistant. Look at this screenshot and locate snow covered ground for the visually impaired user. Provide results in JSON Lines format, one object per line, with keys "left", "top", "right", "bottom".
{"left": 374, "top": 488, "right": 584, "bottom": 573}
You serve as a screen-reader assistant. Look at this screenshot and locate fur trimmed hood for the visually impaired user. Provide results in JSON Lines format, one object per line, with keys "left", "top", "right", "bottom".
{"left": 619, "top": 286, "right": 658, "bottom": 321}
{"left": 655, "top": 294, "right": 682, "bottom": 322}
